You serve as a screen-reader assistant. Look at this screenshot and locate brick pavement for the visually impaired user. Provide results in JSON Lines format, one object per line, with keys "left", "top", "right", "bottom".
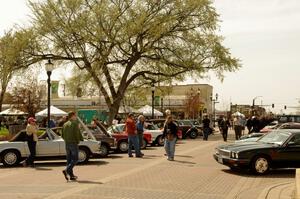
{"left": 0, "top": 131, "right": 295, "bottom": 199}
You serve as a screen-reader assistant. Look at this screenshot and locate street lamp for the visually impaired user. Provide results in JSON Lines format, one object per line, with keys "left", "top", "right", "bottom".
{"left": 252, "top": 96, "right": 262, "bottom": 116}
{"left": 45, "top": 59, "right": 54, "bottom": 128}
{"left": 211, "top": 93, "right": 219, "bottom": 127}
{"left": 151, "top": 82, "right": 155, "bottom": 119}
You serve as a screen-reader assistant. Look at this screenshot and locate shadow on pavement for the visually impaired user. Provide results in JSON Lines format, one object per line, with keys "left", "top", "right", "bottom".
{"left": 176, "top": 155, "right": 193, "bottom": 158}
{"left": 173, "top": 160, "right": 196, "bottom": 165}
{"left": 221, "top": 168, "right": 295, "bottom": 178}
{"left": 76, "top": 180, "right": 103, "bottom": 185}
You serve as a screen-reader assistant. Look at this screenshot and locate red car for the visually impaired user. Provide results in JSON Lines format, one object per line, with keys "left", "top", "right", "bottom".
{"left": 107, "top": 124, "right": 152, "bottom": 153}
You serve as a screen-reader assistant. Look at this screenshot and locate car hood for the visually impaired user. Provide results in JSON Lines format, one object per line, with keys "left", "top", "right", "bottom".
{"left": 218, "top": 142, "right": 277, "bottom": 152}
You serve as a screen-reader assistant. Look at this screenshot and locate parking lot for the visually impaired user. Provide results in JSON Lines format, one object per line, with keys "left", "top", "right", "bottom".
{"left": 0, "top": 132, "right": 295, "bottom": 199}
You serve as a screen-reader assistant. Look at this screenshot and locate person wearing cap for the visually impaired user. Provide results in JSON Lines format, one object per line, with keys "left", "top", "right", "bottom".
{"left": 61, "top": 111, "right": 83, "bottom": 181}
{"left": 125, "top": 113, "right": 142, "bottom": 158}
{"left": 23, "top": 117, "right": 38, "bottom": 167}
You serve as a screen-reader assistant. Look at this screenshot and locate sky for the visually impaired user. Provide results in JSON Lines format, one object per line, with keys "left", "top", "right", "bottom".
{"left": 0, "top": 0, "right": 299, "bottom": 114}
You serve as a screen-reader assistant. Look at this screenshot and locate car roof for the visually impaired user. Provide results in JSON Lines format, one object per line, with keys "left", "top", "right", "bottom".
{"left": 273, "top": 129, "right": 300, "bottom": 134}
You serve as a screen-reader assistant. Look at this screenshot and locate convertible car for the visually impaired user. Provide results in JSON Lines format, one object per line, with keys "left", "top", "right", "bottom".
{"left": 214, "top": 129, "right": 300, "bottom": 174}
{"left": 0, "top": 127, "right": 101, "bottom": 167}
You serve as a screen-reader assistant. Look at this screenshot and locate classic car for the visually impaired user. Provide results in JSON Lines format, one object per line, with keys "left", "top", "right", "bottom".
{"left": 0, "top": 127, "right": 101, "bottom": 167}
{"left": 84, "top": 125, "right": 117, "bottom": 157}
{"left": 260, "top": 122, "right": 300, "bottom": 133}
{"left": 144, "top": 122, "right": 164, "bottom": 146}
{"left": 177, "top": 120, "right": 202, "bottom": 139}
{"left": 214, "top": 129, "right": 300, "bottom": 174}
{"left": 146, "top": 119, "right": 183, "bottom": 139}
{"left": 107, "top": 124, "right": 152, "bottom": 153}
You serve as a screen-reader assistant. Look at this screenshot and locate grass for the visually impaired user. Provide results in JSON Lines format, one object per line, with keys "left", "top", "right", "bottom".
{"left": 0, "top": 128, "right": 9, "bottom": 136}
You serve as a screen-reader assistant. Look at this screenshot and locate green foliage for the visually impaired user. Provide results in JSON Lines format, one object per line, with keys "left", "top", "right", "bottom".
{"left": 28, "top": 0, "right": 241, "bottom": 123}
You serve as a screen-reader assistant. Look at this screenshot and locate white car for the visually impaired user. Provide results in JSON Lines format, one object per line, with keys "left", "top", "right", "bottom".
{"left": 0, "top": 128, "right": 101, "bottom": 167}
{"left": 144, "top": 123, "right": 164, "bottom": 146}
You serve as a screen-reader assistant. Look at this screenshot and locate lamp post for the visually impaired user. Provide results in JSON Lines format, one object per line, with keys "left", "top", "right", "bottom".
{"left": 45, "top": 59, "right": 54, "bottom": 128}
{"left": 252, "top": 96, "right": 262, "bottom": 116}
{"left": 211, "top": 93, "right": 219, "bottom": 127}
{"left": 151, "top": 82, "right": 155, "bottom": 119}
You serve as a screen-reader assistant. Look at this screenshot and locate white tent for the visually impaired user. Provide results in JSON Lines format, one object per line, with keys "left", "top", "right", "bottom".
{"left": 137, "top": 105, "right": 163, "bottom": 117}
{"left": 35, "top": 106, "right": 67, "bottom": 117}
{"left": 232, "top": 111, "right": 245, "bottom": 117}
{"left": 0, "top": 108, "right": 27, "bottom": 116}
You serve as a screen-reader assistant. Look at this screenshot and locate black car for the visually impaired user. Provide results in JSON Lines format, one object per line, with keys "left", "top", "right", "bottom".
{"left": 214, "top": 129, "right": 300, "bottom": 174}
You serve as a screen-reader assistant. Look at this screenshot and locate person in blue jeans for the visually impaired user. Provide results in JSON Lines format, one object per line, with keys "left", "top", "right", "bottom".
{"left": 125, "top": 113, "right": 143, "bottom": 158}
{"left": 163, "top": 116, "right": 178, "bottom": 161}
{"left": 61, "top": 111, "right": 83, "bottom": 181}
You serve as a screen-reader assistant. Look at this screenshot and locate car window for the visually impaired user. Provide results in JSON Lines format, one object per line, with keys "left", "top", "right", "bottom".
{"left": 288, "top": 134, "right": 300, "bottom": 146}
{"left": 258, "top": 131, "right": 291, "bottom": 145}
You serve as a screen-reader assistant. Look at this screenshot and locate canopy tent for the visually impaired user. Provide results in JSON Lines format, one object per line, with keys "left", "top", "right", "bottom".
{"left": 232, "top": 111, "right": 245, "bottom": 117}
{"left": 137, "top": 105, "right": 163, "bottom": 117}
{"left": 0, "top": 108, "right": 27, "bottom": 116}
{"left": 35, "top": 106, "right": 67, "bottom": 117}
{"left": 118, "top": 105, "right": 138, "bottom": 114}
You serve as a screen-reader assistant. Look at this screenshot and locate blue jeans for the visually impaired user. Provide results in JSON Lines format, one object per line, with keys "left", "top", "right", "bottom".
{"left": 164, "top": 138, "right": 176, "bottom": 159}
{"left": 128, "top": 135, "right": 141, "bottom": 156}
{"left": 203, "top": 127, "right": 210, "bottom": 140}
{"left": 65, "top": 143, "right": 78, "bottom": 176}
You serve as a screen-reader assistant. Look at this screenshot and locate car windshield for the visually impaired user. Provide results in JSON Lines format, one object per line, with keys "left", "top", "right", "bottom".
{"left": 258, "top": 131, "right": 291, "bottom": 145}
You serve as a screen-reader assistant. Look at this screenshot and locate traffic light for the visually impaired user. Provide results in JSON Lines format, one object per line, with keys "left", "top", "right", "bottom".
{"left": 284, "top": 105, "right": 287, "bottom": 109}
{"left": 272, "top": 104, "right": 274, "bottom": 108}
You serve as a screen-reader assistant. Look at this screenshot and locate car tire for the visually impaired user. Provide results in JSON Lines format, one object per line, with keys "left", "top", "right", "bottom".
{"left": 156, "top": 135, "right": 165, "bottom": 146}
{"left": 78, "top": 147, "right": 90, "bottom": 164}
{"left": 99, "top": 144, "right": 109, "bottom": 158}
{"left": 251, "top": 155, "right": 270, "bottom": 175}
{"left": 118, "top": 140, "right": 129, "bottom": 153}
{"left": 141, "top": 139, "right": 147, "bottom": 149}
{"left": 189, "top": 130, "right": 198, "bottom": 139}
{"left": 1, "top": 150, "right": 21, "bottom": 167}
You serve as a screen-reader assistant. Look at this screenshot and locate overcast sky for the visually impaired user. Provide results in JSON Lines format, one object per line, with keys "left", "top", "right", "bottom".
{"left": 0, "top": 0, "right": 299, "bottom": 113}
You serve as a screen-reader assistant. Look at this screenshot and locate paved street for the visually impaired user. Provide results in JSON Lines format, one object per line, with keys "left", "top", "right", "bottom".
{"left": 0, "top": 131, "right": 295, "bottom": 199}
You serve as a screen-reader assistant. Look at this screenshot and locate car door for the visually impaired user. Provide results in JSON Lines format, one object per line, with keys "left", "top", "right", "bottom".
{"left": 276, "top": 134, "right": 300, "bottom": 168}
{"left": 36, "top": 129, "right": 60, "bottom": 156}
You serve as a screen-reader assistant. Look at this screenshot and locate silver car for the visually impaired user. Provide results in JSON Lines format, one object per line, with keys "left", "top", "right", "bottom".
{"left": 0, "top": 128, "right": 101, "bottom": 167}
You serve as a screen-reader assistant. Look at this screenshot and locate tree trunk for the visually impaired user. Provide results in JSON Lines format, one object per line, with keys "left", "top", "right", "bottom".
{"left": 0, "top": 90, "right": 5, "bottom": 112}
{"left": 107, "top": 101, "right": 121, "bottom": 126}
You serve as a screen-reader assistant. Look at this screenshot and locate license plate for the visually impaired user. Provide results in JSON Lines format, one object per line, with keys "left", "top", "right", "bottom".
{"left": 218, "top": 156, "right": 223, "bottom": 164}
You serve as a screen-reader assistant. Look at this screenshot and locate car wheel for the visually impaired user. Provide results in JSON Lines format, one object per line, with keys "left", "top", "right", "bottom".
{"left": 118, "top": 140, "right": 129, "bottom": 153}
{"left": 141, "top": 139, "right": 147, "bottom": 149}
{"left": 1, "top": 150, "right": 20, "bottom": 167}
{"left": 99, "top": 144, "right": 109, "bottom": 158}
{"left": 251, "top": 156, "right": 270, "bottom": 174}
{"left": 156, "top": 135, "right": 165, "bottom": 146}
{"left": 189, "top": 131, "right": 198, "bottom": 139}
{"left": 78, "top": 147, "right": 90, "bottom": 164}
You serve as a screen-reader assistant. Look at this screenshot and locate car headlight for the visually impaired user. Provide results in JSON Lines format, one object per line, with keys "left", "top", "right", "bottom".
{"left": 231, "top": 152, "right": 239, "bottom": 159}
{"left": 215, "top": 148, "right": 219, "bottom": 155}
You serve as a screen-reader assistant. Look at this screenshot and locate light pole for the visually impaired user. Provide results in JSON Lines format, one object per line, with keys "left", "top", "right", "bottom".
{"left": 211, "top": 93, "right": 219, "bottom": 127}
{"left": 45, "top": 59, "right": 54, "bottom": 128}
{"left": 151, "top": 82, "right": 155, "bottom": 119}
{"left": 252, "top": 96, "right": 262, "bottom": 116}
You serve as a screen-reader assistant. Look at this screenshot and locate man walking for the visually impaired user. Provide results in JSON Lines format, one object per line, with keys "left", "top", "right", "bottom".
{"left": 220, "top": 116, "right": 230, "bottom": 142}
{"left": 136, "top": 115, "right": 145, "bottom": 156}
{"left": 202, "top": 115, "right": 211, "bottom": 141}
{"left": 125, "top": 113, "right": 142, "bottom": 158}
{"left": 61, "top": 111, "right": 83, "bottom": 181}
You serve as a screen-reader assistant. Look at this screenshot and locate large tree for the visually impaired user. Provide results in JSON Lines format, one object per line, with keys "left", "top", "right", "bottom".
{"left": 29, "top": 0, "right": 240, "bottom": 124}
{"left": 0, "top": 29, "right": 40, "bottom": 111}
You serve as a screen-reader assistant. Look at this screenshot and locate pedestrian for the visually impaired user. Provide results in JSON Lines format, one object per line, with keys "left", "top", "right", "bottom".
{"left": 125, "top": 113, "right": 143, "bottom": 158}
{"left": 136, "top": 115, "right": 145, "bottom": 155}
{"left": 163, "top": 115, "right": 178, "bottom": 161}
{"left": 61, "top": 111, "right": 83, "bottom": 181}
{"left": 202, "top": 115, "right": 211, "bottom": 141}
{"left": 251, "top": 116, "right": 260, "bottom": 133}
{"left": 22, "top": 117, "right": 38, "bottom": 167}
{"left": 220, "top": 116, "right": 230, "bottom": 142}
{"left": 246, "top": 117, "right": 252, "bottom": 134}
{"left": 233, "top": 116, "right": 243, "bottom": 140}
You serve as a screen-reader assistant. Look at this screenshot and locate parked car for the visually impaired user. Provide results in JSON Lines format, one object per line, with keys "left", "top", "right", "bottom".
{"left": 177, "top": 120, "right": 202, "bottom": 139}
{"left": 107, "top": 124, "right": 152, "bottom": 153}
{"left": 235, "top": 133, "right": 264, "bottom": 143}
{"left": 214, "top": 129, "right": 300, "bottom": 174}
{"left": 144, "top": 122, "right": 164, "bottom": 146}
{"left": 146, "top": 119, "right": 183, "bottom": 139}
{"left": 84, "top": 125, "right": 117, "bottom": 157}
{"left": 260, "top": 122, "right": 300, "bottom": 133}
{"left": 0, "top": 128, "right": 101, "bottom": 167}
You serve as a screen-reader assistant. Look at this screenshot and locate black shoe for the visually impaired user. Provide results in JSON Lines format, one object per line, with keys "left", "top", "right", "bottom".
{"left": 62, "top": 170, "right": 69, "bottom": 181}
{"left": 70, "top": 175, "right": 78, "bottom": 181}
{"left": 128, "top": 155, "right": 133, "bottom": 157}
